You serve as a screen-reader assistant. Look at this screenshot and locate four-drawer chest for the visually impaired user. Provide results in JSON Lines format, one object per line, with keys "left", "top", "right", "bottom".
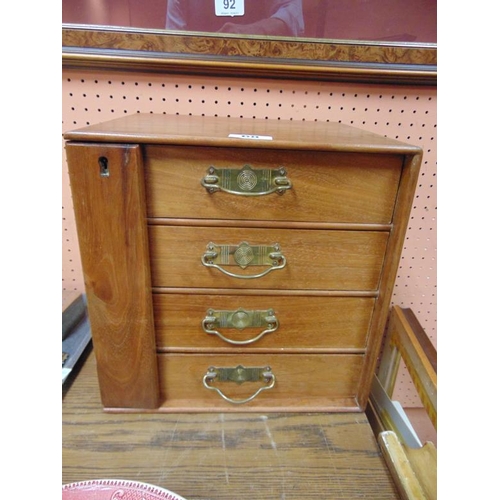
{"left": 64, "top": 114, "right": 422, "bottom": 413}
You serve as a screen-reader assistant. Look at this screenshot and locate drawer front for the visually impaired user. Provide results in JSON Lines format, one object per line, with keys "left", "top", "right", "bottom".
{"left": 154, "top": 294, "right": 375, "bottom": 350}
{"left": 149, "top": 226, "right": 389, "bottom": 291}
{"left": 144, "top": 145, "right": 402, "bottom": 224}
{"left": 157, "top": 353, "right": 364, "bottom": 410}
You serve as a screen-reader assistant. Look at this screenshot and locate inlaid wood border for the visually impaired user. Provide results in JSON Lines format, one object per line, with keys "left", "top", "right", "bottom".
{"left": 62, "top": 25, "right": 437, "bottom": 85}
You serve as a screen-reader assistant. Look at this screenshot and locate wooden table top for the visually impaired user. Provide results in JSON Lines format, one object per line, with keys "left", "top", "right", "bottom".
{"left": 62, "top": 350, "right": 400, "bottom": 499}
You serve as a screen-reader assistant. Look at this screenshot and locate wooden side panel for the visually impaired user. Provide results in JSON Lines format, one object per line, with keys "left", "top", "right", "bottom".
{"left": 66, "top": 142, "right": 160, "bottom": 408}
{"left": 157, "top": 353, "right": 364, "bottom": 411}
{"left": 149, "top": 226, "right": 389, "bottom": 291}
{"left": 357, "top": 153, "right": 422, "bottom": 407}
{"left": 144, "top": 145, "right": 403, "bottom": 224}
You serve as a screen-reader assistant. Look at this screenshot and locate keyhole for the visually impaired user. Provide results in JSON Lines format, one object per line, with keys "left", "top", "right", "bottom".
{"left": 99, "top": 156, "right": 109, "bottom": 177}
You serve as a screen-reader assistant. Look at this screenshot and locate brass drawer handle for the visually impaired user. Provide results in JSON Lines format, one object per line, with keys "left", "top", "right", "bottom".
{"left": 203, "top": 365, "right": 275, "bottom": 404}
{"left": 201, "top": 241, "right": 286, "bottom": 279}
{"left": 202, "top": 308, "right": 279, "bottom": 345}
{"left": 201, "top": 165, "right": 292, "bottom": 196}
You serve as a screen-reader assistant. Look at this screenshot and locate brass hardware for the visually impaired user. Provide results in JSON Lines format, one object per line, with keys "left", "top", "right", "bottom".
{"left": 201, "top": 242, "right": 286, "bottom": 279}
{"left": 203, "top": 365, "right": 275, "bottom": 404}
{"left": 201, "top": 164, "right": 292, "bottom": 196}
{"left": 202, "top": 308, "right": 279, "bottom": 345}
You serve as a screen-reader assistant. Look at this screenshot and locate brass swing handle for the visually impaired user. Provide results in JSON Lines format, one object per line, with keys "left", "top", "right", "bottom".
{"left": 201, "top": 242, "right": 286, "bottom": 279}
{"left": 203, "top": 365, "right": 275, "bottom": 405}
{"left": 202, "top": 308, "right": 279, "bottom": 345}
{"left": 201, "top": 165, "right": 292, "bottom": 196}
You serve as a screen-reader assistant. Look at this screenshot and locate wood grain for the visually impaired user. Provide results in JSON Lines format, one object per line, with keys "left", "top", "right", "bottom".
{"left": 61, "top": 26, "right": 437, "bottom": 65}
{"left": 62, "top": 352, "right": 400, "bottom": 499}
{"left": 357, "top": 153, "right": 422, "bottom": 407}
{"left": 153, "top": 293, "right": 375, "bottom": 351}
{"left": 148, "top": 225, "right": 389, "bottom": 291}
{"left": 156, "top": 353, "right": 363, "bottom": 411}
{"left": 144, "top": 145, "right": 402, "bottom": 224}
{"left": 66, "top": 143, "right": 160, "bottom": 408}
{"left": 64, "top": 115, "right": 422, "bottom": 413}
{"left": 378, "top": 431, "right": 436, "bottom": 500}
{"left": 63, "top": 113, "right": 422, "bottom": 154}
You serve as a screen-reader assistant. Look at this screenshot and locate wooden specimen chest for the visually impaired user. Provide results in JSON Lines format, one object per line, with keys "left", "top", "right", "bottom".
{"left": 64, "top": 114, "right": 422, "bottom": 413}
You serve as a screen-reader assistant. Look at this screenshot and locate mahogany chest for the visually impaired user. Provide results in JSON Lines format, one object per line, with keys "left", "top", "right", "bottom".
{"left": 64, "top": 114, "right": 422, "bottom": 412}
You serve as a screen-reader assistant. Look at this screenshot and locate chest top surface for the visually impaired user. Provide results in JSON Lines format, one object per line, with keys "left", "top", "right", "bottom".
{"left": 64, "top": 113, "right": 421, "bottom": 154}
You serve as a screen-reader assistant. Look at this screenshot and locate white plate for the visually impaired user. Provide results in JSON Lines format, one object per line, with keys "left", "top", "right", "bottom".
{"left": 62, "top": 479, "right": 186, "bottom": 500}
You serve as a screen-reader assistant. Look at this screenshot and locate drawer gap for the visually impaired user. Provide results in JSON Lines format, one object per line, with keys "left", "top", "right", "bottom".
{"left": 156, "top": 347, "right": 368, "bottom": 355}
{"left": 148, "top": 218, "right": 393, "bottom": 232}
{"left": 152, "top": 288, "right": 379, "bottom": 297}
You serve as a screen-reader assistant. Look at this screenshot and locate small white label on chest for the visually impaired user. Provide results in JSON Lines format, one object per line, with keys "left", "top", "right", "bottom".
{"left": 229, "top": 133, "right": 273, "bottom": 140}
{"left": 215, "top": 0, "right": 245, "bottom": 17}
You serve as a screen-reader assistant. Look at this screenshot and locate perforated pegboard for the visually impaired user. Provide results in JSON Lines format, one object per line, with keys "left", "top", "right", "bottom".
{"left": 62, "top": 69, "right": 436, "bottom": 406}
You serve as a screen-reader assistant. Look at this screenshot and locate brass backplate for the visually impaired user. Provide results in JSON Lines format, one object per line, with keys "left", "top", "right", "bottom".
{"left": 205, "top": 365, "right": 273, "bottom": 384}
{"left": 201, "top": 164, "right": 292, "bottom": 196}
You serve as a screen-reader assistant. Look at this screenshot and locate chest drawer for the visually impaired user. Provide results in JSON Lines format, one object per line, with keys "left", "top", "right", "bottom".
{"left": 157, "top": 353, "right": 364, "bottom": 411}
{"left": 149, "top": 225, "right": 389, "bottom": 291}
{"left": 144, "top": 145, "right": 402, "bottom": 224}
{"left": 153, "top": 293, "right": 375, "bottom": 351}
